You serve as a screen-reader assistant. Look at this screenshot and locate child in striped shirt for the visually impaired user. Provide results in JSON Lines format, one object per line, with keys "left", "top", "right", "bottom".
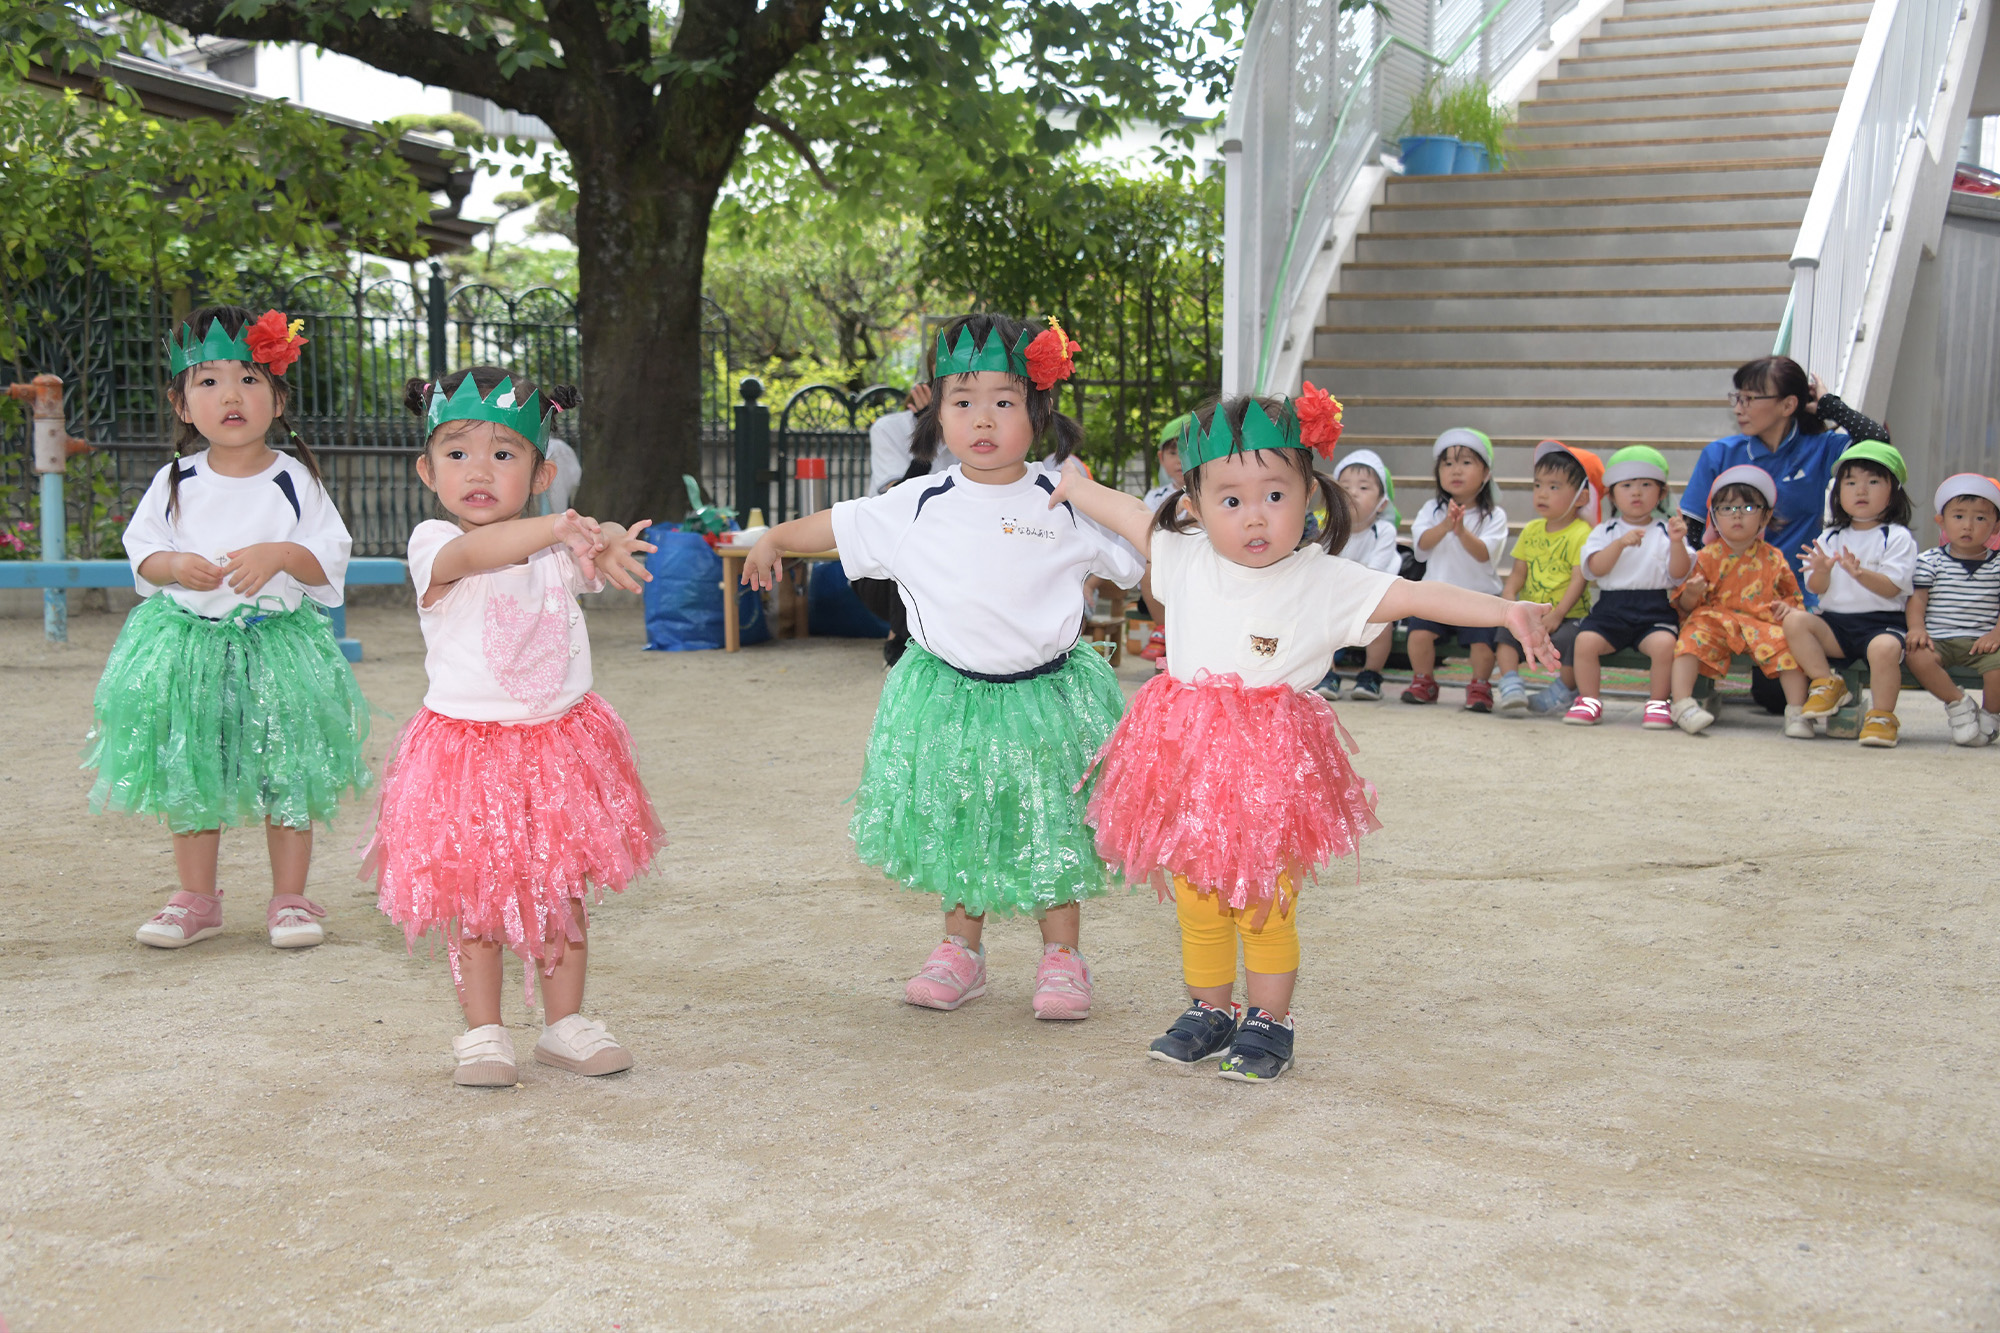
{"left": 1906, "top": 474, "right": 2000, "bottom": 746}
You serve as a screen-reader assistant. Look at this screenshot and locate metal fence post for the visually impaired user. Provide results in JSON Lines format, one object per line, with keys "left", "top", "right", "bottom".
{"left": 734, "top": 378, "right": 769, "bottom": 521}
{"left": 426, "top": 260, "right": 448, "bottom": 380}
{"left": 8, "top": 374, "right": 89, "bottom": 642}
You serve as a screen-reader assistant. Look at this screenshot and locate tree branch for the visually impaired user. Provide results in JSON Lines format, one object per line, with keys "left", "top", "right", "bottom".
{"left": 751, "top": 110, "right": 834, "bottom": 193}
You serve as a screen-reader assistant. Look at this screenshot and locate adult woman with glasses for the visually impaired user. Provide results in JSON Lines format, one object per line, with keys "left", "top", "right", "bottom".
{"left": 1682, "top": 355, "right": 1890, "bottom": 710}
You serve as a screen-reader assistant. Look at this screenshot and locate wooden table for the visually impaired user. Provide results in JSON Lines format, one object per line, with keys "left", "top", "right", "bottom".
{"left": 715, "top": 547, "right": 839, "bottom": 652}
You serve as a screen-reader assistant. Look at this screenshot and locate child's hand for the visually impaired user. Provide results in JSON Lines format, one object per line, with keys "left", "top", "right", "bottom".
{"left": 168, "top": 551, "right": 228, "bottom": 592}
{"left": 1541, "top": 603, "right": 1565, "bottom": 633}
{"left": 740, "top": 534, "right": 785, "bottom": 591}
{"left": 592, "top": 520, "right": 655, "bottom": 593}
{"left": 1446, "top": 500, "right": 1466, "bottom": 530}
{"left": 1802, "top": 542, "right": 1834, "bottom": 580}
{"left": 219, "top": 543, "right": 293, "bottom": 597}
{"left": 1504, "top": 601, "right": 1563, "bottom": 673}
{"left": 1835, "top": 548, "right": 1864, "bottom": 577}
{"left": 1621, "top": 528, "right": 1647, "bottom": 550}
{"left": 1666, "top": 514, "right": 1688, "bottom": 543}
{"left": 551, "top": 508, "right": 605, "bottom": 566}
{"left": 1906, "top": 627, "right": 1932, "bottom": 652}
{"left": 1047, "top": 457, "right": 1091, "bottom": 509}
{"left": 1975, "top": 630, "right": 2000, "bottom": 656}
{"left": 1681, "top": 574, "right": 1708, "bottom": 604}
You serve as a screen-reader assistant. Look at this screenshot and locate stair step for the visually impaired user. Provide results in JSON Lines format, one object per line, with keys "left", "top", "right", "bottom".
{"left": 1314, "top": 326, "right": 1778, "bottom": 360}
{"left": 1577, "top": 20, "right": 1866, "bottom": 59}
{"left": 1343, "top": 255, "right": 1790, "bottom": 294}
{"left": 1537, "top": 60, "right": 1851, "bottom": 97}
{"left": 1383, "top": 159, "right": 1820, "bottom": 204}
{"left": 1519, "top": 86, "right": 1847, "bottom": 119}
{"left": 1308, "top": 363, "right": 1733, "bottom": 396}
{"left": 1354, "top": 226, "right": 1800, "bottom": 262}
{"left": 1509, "top": 133, "right": 1829, "bottom": 167}
{"left": 1514, "top": 106, "right": 1837, "bottom": 137}
{"left": 1371, "top": 193, "right": 1808, "bottom": 232}
{"left": 1602, "top": 1, "right": 1873, "bottom": 38}
{"left": 1327, "top": 291, "right": 1788, "bottom": 324}
{"left": 1315, "top": 396, "right": 1741, "bottom": 437}
{"left": 1614, "top": 0, "right": 1864, "bottom": 18}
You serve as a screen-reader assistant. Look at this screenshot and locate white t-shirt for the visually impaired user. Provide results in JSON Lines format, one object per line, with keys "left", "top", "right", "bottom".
{"left": 540, "top": 436, "right": 582, "bottom": 514}
{"left": 831, "top": 462, "right": 1145, "bottom": 675}
{"left": 406, "top": 519, "right": 604, "bottom": 724}
{"left": 867, "top": 411, "right": 949, "bottom": 495}
{"left": 1151, "top": 527, "right": 1397, "bottom": 691}
{"left": 1580, "top": 516, "right": 1680, "bottom": 591}
{"left": 1339, "top": 518, "right": 1403, "bottom": 576}
{"left": 1142, "top": 481, "right": 1179, "bottom": 514}
{"left": 121, "top": 450, "right": 349, "bottom": 617}
{"left": 1410, "top": 498, "right": 1508, "bottom": 595}
{"left": 1815, "top": 523, "right": 1916, "bottom": 614}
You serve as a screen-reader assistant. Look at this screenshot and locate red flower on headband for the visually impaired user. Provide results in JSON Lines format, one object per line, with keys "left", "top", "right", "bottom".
{"left": 1024, "top": 318, "right": 1080, "bottom": 391}
{"left": 245, "top": 309, "right": 308, "bottom": 376}
{"left": 1295, "top": 382, "right": 1344, "bottom": 457}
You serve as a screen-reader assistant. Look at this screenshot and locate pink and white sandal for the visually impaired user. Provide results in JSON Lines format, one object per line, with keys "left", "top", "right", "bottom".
{"left": 267, "top": 894, "right": 326, "bottom": 949}
{"left": 1562, "top": 696, "right": 1603, "bottom": 726}
{"left": 136, "top": 890, "right": 224, "bottom": 949}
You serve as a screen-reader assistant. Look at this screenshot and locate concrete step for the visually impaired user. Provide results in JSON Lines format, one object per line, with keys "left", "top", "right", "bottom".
{"left": 1311, "top": 395, "right": 1742, "bottom": 438}
{"left": 1340, "top": 254, "right": 1791, "bottom": 294}
{"left": 1381, "top": 159, "right": 1820, "bottom": 204}
{"left": 1312, "top": 324, "right": 1777, "bottom": 361}
{"left": 1335, "top": 438, "right": 1711, "bottom": 487}
{"left": 1511, "top": 109, "right": 1837, "bottom": 145}
{"left": 1326, "top": 289, "right": 1788, "bottom": 325}
{"left": 1555, "top": 43, "right": 1858, "bottom": 84}
{"left": 1576, "top": 19, "right": 1866, "bottom": 58}
{"left": 1369, "top": 192, "right": 1809, "bottom": 232}
{"left": 1353, "top": 224, "right": 1801, "bottom": 262}
{"left": 1509, "top": 132, "right": 1829, "bottom": 168}
{"left": 1601, "top": 0, "right": 1872, "bottom": 39}
{"left": 1615, "top": 0, "right": 1861, "bottom": 17}
{"left": 1518, "top": 85, "right": 1847, "bottom": 120}
{"left": 1535, "top": 60, "right": 1853, "bottom": 99}
{"left": 1305, "top": 361, "right": 1733, "bottom": 397}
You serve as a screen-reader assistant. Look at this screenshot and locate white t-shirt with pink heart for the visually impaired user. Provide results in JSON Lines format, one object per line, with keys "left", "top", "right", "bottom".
{"left": 407, "top": 519, "right": 605, "bottom": 725}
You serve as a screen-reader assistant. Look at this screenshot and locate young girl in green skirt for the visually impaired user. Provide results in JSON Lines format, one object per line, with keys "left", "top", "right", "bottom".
{"left": 742, "top": 313, "right": 1142, "bottom": 1020}
{"left": 87, "top": 305, "right": 372, "bottom": 951}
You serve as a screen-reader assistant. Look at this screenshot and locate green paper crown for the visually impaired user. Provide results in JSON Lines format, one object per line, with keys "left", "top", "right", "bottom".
{"left": 168, "top": 317, "right": 252, "bottom": 375}
{"left": 933, "top": 325, "right": 1035, "bottom": 380}
{"left": 1179, "top": 400, "right": 1301, "bottom": 472}
{"left": 425, "top": 375, "right": 550, "bottom": 450}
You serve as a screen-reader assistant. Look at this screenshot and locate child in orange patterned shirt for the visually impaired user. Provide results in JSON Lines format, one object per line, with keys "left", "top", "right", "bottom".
{"left": 1668, "top": 464, "right": 1807, "bottom": 736}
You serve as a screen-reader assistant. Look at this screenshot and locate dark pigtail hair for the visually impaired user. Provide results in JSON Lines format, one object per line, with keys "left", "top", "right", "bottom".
{"left": 908, "top": 312, "right": 1083, "bottom": 468}
{"left": 163, "top": 303, "right": 322, "bottom": 518}
{"left": 1150, "top": 395, "right": 1351, "bottom": 555}
{"left": 403, "top": 366, "right": 579, "bottom": 458}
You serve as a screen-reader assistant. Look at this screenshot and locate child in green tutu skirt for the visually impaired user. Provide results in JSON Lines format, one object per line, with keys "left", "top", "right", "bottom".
{"left": 742, "top": 313, "right": 1143, "bottom": 1020}
{"left": 87, "top": 305, "right": 373, "bottom": 952}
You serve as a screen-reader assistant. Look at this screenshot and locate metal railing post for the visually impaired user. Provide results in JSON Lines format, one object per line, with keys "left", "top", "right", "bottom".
{"left": 8, "top": 374, "right": 90, "bottom": 642}
{"left": 426, "top": 260, "right": 448, "bottom": 380}
{"left": 733, "top": 378, "right": 770, "bottom": 522}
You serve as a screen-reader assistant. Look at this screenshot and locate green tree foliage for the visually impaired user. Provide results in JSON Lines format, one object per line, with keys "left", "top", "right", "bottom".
{"left": 921, "top": 165, "right": 1222, "bottom": 479}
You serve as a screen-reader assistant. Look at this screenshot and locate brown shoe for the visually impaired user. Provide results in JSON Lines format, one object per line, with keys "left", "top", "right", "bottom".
{"left": 1857, "top": 709, "right": 1899, "bottom": 748}
{"left": 1800, "top": 675, "right": 1852, "bottom": 718}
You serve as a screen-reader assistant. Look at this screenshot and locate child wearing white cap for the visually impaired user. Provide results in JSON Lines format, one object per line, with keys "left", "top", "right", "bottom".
{"left": 1905, "top": 473, "right": 2000, "bottom": 745}
{"left": 1667, "top": 464, "right": 1808, "bottom": 735}
{"left": 1319, "top": 449, "right": 1402, "bottom": 701}
{"left": 1403, "top": 427, "right": 1509, "bottom": 709}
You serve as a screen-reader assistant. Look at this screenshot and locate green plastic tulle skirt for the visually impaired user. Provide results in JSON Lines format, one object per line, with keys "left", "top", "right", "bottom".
{"left": 84, "top": 595, "right": 373, "bottom": 833}
{"left": 851, "top": 642, "right": 1126, "bottom": 917}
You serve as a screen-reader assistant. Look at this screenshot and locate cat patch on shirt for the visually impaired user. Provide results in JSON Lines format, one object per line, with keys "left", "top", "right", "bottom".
{"left": 1249, "top": 634, "right": 1279, "bottom": 658}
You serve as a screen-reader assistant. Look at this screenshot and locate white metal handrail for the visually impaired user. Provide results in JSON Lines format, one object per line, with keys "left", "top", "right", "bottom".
{"left": 1220, "top": 0, "right": 1578, "bottom": 396}
{"left": 1781, "top": 0, "right": 1969, "bottom": 389}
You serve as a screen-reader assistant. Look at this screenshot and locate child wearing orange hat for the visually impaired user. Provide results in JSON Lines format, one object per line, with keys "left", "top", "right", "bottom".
{"left": 1494, "top": 441, "right": 1600, "bottom": 713}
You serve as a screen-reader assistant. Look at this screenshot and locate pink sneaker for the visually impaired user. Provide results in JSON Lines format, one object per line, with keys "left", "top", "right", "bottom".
{"left": 267, "top": 894, "right": 326, "bottom": 949}
{"left": 1031, "top": 945, "right": 1093, "bottom": 1021}
{"left": 136, "top": 890, "right": 224, "bottom": 949}
{"left": 904, "top": 936, "right": 987, "bottom": 1011}
{"left": 1563, "top": 696, "right": 1603, "bottom": 726}
{"left": 1642, "top": 699, "right": 1674, "bottom": 730}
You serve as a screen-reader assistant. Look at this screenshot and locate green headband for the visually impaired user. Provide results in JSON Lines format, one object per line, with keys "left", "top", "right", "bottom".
{"left": 933, "top": 325, "right": 1034, "bottom": 380}
{"left": 168, "top": 317, "right": 253, "bottom": 375}
{"left": 1838, "top": 439, "right": 1906, "bottom": 486}
{"left": 1179, "top": 400, "right": 1302, "bottom": 472}
{"left": 425, "top": 375, "right": 550, "bottom": 450}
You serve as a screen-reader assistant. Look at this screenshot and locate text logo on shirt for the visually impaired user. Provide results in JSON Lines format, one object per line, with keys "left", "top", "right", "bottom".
{"left": 999, "top": 515, "right": 1058, "bottom": 541}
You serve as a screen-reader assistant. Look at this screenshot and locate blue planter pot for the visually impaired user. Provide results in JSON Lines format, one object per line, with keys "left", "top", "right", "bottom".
{"left": 1453, "top": 141, "right": 1491, "bottom": 174}
{"left": 1399, "top": 135, "right": 1460, "bottom": 176}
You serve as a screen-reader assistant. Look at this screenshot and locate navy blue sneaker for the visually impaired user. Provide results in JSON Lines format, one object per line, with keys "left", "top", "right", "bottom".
{"left": 1313, "top": 672, "right": 1342, "bottom": 701}
{"left": 1218, "top": 1007, "right": 1294, "bottom": 1082}
{"left": 1147, "top": 1001, "right": 1237, "bottom": 1065}
{"left": 1349, "top": 670, "right": 1384, "bottom": 701}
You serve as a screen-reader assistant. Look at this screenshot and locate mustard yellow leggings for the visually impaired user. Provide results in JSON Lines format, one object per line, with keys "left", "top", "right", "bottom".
{"left": 1174, "top": 876, "right": 1300, "bottom": 987}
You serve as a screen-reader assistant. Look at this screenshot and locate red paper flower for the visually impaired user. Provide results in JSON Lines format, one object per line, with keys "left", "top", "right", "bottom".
{"left": 1295, "top": 382, "right": 1344, "bottom": 457}
{"left": 1024, "top": 318, "right": 1080, "bottom": 391}
{"left": 245, "top": 309, "right": 308, "bottom": 376}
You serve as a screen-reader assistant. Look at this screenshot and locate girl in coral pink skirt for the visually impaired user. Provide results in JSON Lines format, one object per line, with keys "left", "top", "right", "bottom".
{"left": 1052, "top": 390, "right": 1559, "bottom": 1082}
{"left": 364, "top": 366, "right": 661, "bottom": 1087}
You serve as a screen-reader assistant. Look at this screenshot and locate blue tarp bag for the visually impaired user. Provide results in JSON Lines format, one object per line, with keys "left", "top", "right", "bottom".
{"left": 642, "top": 524, "right": 768, "bottom": 651}
{"left": 808, "top": 561, "right": 891, "bottom": 638}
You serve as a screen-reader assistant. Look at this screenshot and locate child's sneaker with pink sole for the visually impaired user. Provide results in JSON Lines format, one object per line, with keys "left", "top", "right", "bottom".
{"left": 266, "top": 894, "right": 327, "bottom": 949}
{"left": 135, "top": 890, "right": 224, "bottom": 949}
{"left": 1031, "top": 944, "right": 1093, "bottom": 1020}
{"left": 904, "top": 936, "right": 987, "bottom": 1010}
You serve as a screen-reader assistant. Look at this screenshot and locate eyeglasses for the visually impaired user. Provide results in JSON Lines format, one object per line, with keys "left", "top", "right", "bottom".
{"left": 1726, "top": 392, "right": 1779, "bottom": 408}
{"left": 1712, "top": 503, "right": 1764, "bottom": 516}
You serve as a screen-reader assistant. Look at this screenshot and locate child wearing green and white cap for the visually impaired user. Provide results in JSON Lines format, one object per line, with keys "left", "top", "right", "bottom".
{"left": 1403, "top": 427, "right": 1509, "bottom": 709}
{"left": 1567, "top": 446, "right": 1692, "bottom": 728}
{"left": 1905, "top": 473, "right": 2000, "bottom": 745}
{"left": 1783, "top": 441, "right": 1918, "bottom": 747}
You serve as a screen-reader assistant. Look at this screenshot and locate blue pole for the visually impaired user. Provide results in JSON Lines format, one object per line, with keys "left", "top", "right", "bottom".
{"left": 40, "top": 470, "right": 65, "bottom": 643}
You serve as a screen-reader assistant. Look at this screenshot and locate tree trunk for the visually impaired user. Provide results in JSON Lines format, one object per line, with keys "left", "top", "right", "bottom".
{"left": 569, "top": 138, "right": 722, "bottom": 526}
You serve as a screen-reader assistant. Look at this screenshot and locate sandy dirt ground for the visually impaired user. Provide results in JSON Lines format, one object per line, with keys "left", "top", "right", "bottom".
{"left": 2, "top": 601, "right": 1996, "bottom": 1332}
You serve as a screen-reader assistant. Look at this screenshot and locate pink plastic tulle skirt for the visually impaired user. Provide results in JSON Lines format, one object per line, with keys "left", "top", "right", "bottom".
{"left": 1083, "top": 671, "right": 1380, "bottom": 910}
{"left": 363, "top": 693, "right": 661, "bottom": 982}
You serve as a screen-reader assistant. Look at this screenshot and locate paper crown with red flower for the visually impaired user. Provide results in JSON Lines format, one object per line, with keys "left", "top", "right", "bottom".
{"left": 423, "top": 374, "right": 552, "bottom": 449}
{"left": 932, "top": 317, "right": 1079, "bottom": 392}
{"left": 168, "top": 309, "right": 309, "bottom": 376}
{"left": 1179, "top": 384, "right": 1344, "bottom": 471}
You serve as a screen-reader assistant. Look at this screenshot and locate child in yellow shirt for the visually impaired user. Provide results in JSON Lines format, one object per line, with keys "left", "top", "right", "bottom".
{"left": 1495, "top": 442, "right": 1599, "bottom": 713}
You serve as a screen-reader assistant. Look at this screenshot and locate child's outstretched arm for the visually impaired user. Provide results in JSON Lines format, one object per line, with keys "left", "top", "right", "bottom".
{"left": 742, "top": 509, "right": 837, "bottom": 591}
{"left": 1047, "top": 459, "right": 1154, "bottom": 556}
{"left": 427, "top": 510, "right": 643, "bottom": 600}
{"left": 1373, "top": 580, "right": 1562, "bottom": 673}
{"left": 586, "top": 521, "right": 657, "bottom": 593}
